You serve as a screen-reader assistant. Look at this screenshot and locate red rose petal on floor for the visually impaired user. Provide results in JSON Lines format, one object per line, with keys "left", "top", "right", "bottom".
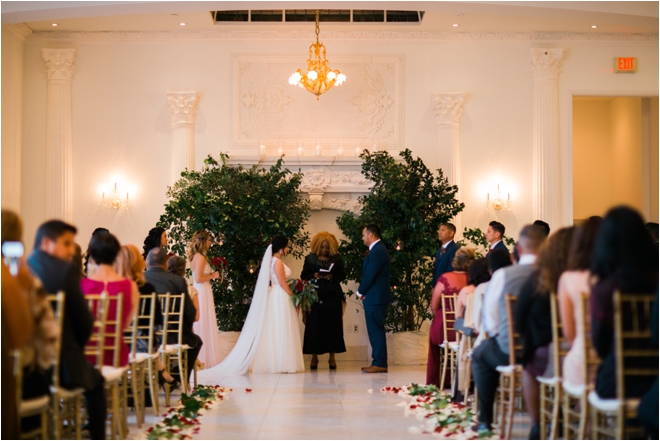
{"left": 246, "top": 388, "right": 252, "bottom": 392}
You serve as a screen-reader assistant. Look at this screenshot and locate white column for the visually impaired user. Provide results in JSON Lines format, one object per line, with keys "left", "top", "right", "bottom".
{"left": 167, "top": 91, "right": 199, "bottom": 184}
{"left": 433, "top": 93, "right": 465, "bottom": 231}
{"left": 432, "top": 93, "right": 465, "bottom": 188}
{"left": 531, "top": 48, "right": 564, "bottom": 229}
{"left": 42, "top": 48, "right": 76, "bottom": 222}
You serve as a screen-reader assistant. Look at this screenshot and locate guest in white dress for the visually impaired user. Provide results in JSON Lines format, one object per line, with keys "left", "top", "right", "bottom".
{"left": 188, "top": 231, "right": 223, "bottom": 368}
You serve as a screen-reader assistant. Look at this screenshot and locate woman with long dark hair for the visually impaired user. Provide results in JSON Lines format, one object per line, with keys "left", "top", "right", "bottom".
{"left": 590, "top": 206, "right": 658, "bottom": 399}
{"left": 142, "top": 227, "right": 167, "bottom": 260}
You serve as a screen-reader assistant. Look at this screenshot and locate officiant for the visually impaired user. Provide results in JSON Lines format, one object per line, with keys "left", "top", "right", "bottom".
{"left": 301, "top": 232, "right": 347, "bottom": 370}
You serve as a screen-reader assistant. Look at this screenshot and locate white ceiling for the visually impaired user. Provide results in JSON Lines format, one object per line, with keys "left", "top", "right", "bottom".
{"left": 3, "top": 1, "right": 658, "bottom": 34}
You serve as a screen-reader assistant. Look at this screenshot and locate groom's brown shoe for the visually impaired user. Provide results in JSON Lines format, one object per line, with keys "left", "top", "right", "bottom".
{"left": 361, "top": 365, "right": 388, "bottom": 373}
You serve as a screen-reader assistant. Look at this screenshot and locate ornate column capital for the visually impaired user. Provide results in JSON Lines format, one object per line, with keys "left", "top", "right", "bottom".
{"left": 42, "top": 48, "right": 76, "bottom": 81}
{"left": 432, "top": 93, "right": 465, "bottom": 125}
{"left": 530, "top": 48, "right": 564, "bottom": 80}
{"left": 166, "top": 91, "right": 200, "bottom": 124}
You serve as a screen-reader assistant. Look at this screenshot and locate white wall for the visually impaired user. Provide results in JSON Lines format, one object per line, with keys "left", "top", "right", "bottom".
{"left": 2, "top": 25, "right": 24, "bottom": 213}
{"left": 18, "top": 35, "right": 658, "bottom": 252}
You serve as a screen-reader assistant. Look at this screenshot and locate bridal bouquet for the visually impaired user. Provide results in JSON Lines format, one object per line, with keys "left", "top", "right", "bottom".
{"left": 287, "top": 278, "right": 320, "bottom": 313}
{"left": 211, "top": 257, "right": 228, "bottom": 284}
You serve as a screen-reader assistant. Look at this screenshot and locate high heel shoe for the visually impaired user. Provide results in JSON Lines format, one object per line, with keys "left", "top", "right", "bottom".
{"left": 329, "top": 361, "right": 337, "bottom": 370}
{"left": 310, "top": 357, "right": 318, "bottom": 370}
{"left": 158, "top": 370, "right": 180, "bottom": 390}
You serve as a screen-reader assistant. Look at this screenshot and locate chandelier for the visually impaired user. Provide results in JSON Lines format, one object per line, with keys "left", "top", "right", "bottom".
{"left": 288, "top": 10, "right": 346, "bottom": 100}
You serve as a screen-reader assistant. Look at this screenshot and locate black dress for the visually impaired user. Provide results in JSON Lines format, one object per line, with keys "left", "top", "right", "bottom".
{"left": 301, "top": 254, "right": 347, "bottom": 355}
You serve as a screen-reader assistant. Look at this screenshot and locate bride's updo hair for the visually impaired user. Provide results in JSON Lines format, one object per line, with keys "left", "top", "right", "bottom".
{"left": 187, "top": 230, "right": 211, "bottom": 261}
{"left": 271, "top": 235, "right": 289, "bottom": 254}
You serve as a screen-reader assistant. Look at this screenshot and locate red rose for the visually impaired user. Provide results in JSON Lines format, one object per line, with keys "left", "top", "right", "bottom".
{"left": 212, "top": 257, "right": 228, "bottom": 269}
{"left": 295, "top": 279, "right": 304, "bottom": 292}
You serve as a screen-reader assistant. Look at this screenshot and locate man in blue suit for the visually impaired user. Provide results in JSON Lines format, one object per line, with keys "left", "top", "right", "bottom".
{"left": 356, "top": 224, "right": 392, "bottom": 373}
{"left": 432, "top": 223, "right": 459, "bottom": 287}
{"left": 486, "top": 221, "right": 509, "bottom": 256}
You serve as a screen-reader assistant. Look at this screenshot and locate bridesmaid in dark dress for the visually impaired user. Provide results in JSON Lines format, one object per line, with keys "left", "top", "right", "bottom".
{"left": 301, "top": 232, "right": 347, "bottom": 370}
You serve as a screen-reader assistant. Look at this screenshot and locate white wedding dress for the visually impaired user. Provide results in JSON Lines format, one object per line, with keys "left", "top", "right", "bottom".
{"left": 250, "top": 256, "right": 305, "bottom": 373}
{"left": 201, "top": 245, "right": 304, "bottom": 377}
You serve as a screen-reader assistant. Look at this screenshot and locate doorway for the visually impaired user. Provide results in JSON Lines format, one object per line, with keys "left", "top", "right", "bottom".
{"left": 572, "top": 96, "right": 659, "bottom": 224}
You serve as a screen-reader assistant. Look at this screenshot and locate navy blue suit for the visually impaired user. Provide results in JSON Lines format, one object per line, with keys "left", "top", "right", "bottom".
{"left": 490, "top": 241, "right": 510, "bottom": 255}
{"left": 432, "top": 241, "right": 459, "bottom": 286}
{"left": 358, "top": 240, "right": 392, "bottom": 367}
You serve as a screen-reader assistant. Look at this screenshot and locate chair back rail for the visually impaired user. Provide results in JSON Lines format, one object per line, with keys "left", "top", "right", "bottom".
{"left": 504, "top": 293, "right": 524, "bottom": 365}
{"left": 85, "top": 292, "right": 124, "bottom": 368}
{"left": 613, "top": 291, "right": 658, "bottom": 400}
{"left": 46, "top": 292, "right": 66, "bottom": 388}
{"left": 440, "top": 292, "right": 458, "bottom": 343}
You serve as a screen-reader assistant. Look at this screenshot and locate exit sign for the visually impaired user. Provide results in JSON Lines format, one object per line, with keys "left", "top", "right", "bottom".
{"left": 614, "top": 57, "right": 637, "bottom": 73}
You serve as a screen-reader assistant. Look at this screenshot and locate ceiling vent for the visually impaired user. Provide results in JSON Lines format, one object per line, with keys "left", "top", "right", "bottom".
{"left": 211, "top": 10, "right": 424, "bottom": 24}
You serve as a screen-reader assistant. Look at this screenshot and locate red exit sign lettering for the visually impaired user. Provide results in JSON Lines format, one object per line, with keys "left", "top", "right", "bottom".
{"left": 614, "top": 57, "right": 637, "bottom": 73}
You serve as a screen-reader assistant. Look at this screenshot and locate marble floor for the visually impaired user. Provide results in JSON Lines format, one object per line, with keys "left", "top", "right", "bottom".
{"left": 127, "top": 360, "right": 531, "bottom": 440}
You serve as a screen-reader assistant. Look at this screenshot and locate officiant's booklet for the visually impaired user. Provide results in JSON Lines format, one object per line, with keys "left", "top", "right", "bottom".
{"left": 319, "top": 263, "right": 334, "bottom": 272}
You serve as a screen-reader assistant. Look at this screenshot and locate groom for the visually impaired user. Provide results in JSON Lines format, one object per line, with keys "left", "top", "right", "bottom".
{"left": 356, "top": 224, "right": 393, "bottom": 373}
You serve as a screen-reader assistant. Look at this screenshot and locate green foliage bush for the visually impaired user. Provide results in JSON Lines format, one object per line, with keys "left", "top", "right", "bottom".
{"left": 336, "top": 149, "right": 464, "bottom": 332}
{"left": 158, "top": 154, "right": 310, "bottom": 331}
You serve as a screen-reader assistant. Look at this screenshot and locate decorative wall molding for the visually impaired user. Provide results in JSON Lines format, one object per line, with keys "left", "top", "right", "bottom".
{"left": 42, "top": 48, "right": 76, "bottom": 222}
{"left": 531, "top": 48, "right": 564, "bottom": 80}
{"left": 42, "top": 48, "right": 76, "bottom": 80}
{"left": 25, "top": 30, "right": 659, "bottom": 44}
{"left": 531, "top": 48, "right": 563, "bottom": 230}
{"left": 6, "top": 23, "right": 33, "bottom": 40}
{"left": 432, "top": 93, "right": 465, "bottom": 125}
{"left": 167, "top": 91, "right": 200, "bottom": 184}
{"left": 233, "top": 54, "right": 404, "bottom": 150}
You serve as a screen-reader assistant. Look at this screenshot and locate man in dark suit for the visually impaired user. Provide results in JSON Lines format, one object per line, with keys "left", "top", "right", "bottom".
{"left": 485, "top": 220, "right": 509, "bottom": 256}
{"left": 356, "top": 225, "right": 392, "bottom": 373}
{"left": 144, "top": 247, "right": 202, "bottom": 383}
{"left": 27, "top": 220, "right": 107, "bottom": 440}
{"left": 432, "top": 222, "right": 460, "bottom": 286}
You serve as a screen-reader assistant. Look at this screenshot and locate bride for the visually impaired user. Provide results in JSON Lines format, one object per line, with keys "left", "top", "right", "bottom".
{"left": 204, "top": 235, "right": 304, "bottom": 375}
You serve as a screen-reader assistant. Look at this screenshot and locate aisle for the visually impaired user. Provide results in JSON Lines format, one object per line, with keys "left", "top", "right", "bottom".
{"left": 195, "top": 361, "right": 428, "bottom": 439}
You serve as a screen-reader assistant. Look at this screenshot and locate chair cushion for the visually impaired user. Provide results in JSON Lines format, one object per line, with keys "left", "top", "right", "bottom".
{"left": 562, "top": 381, "right": 586, "bottom": 396}
{"left": 449, "top": 342, "right": 459, "bottom": 351}
{"left": 537, "top": 376, "right": 561, "bottom": 386}
{"left": 496, "top": 364, "right": 521, "bottom": 374}
{"left": 102, "top": 365, "right": 129, "bottom": 383}
{"left": 51, "top": 385, "right": 85, "bottom": 399}
{"left": 19, "top": 396, "right": 50, "bottom": 416}
{"left": 163, "top": 344, "right": 191, "bottom": 352}
{"left": 588, "top": 390, "right": 640, "bottom": 412}
{"left": 130, "top": 353, "right": 151, "bottom": 363}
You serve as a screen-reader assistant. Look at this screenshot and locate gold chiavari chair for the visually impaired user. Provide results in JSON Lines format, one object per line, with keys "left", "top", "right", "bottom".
{"left": 48, "top": 292, "right": 84, "bottom": 440}
{"left": 85, "top": 292, "right": 128, "bottom": 440}
{"left": 130, "top": 292, "right": 160, "bottom": 419}
{"left": 14, "top": 348, "right": 50, "bottom": 440}
{"left": 124, "top": 302, "right": 145, "bottom": 428}
{"left": 589, "top": 291, "right": 657, "bottom": 440}
{"left": 538, "top": 292, "right": 568, "bottom": 440}
{"left": 440, "top": 292, "right": 458, "bottom": 390}
{"left": 563, "top": 293, "right": 600, "bottom": 440}
{"left": 495, "top": 293, "right": 524, "bottom": 440}
{"left": 159, "top": 293, "right": 190, "bottom": 406}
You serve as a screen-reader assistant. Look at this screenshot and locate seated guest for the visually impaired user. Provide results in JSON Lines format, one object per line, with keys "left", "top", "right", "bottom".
{"left": 27, "top": 220, "right": 106, "bottom": 440}
{"left": 514, "top": 227, "right": 575, "bottom": 439}
{"left": 558, "top": 217, "right": 602, "bottom": 388}
{"left": 646, "top": 221, "right": 659, "bottom": 246}
{"left": 533, "top": 220, "right": 551, "bottom": 238}
{"left": 590, "top": 206, "right": 658, "bottom": 399}
{"left": 426, "top": 247, "right": 475, "bottom": 389}
{"left": 83, "top": 227, "right": 109, "bottom": 275}
{"left": 433, "top": 223, "right": 460, "bottom": 287}
{"left": 144, "top": 247, "right": 201, "bottom": 384}
{"left": 485, "top": 221, "right": 509, "bottom": 256}
{"left": 167, "top": 255, "right": 200, "bottom": 323}
{"left": 114, "top": 245, "right": 177, "bottom": 387}
{"left": 471, "top": 225, "right": 546, "bottom": 432}
{"left": 82, "top": 233, "right": 138, "bottom": 367}
{"left": 142, "top": 227, "right": 168, "bottom": 260}
{"left": 472, "top": 250, "right": 512, "bottom": 349}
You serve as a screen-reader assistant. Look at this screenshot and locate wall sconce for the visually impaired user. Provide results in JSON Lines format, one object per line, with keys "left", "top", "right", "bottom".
{"left": 101, "top": 182, "right": 130, "bottom": 210}
{"left": 486, "top": 184, "right": 511, "bottom": 211}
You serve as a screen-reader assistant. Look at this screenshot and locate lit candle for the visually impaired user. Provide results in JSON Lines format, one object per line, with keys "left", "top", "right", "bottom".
{"left": 297, "top": 142, "right": 304, "bottom": 156}
{"left": 259, "top": 144, "right": 265, "bottom": 156}
{"left": 315, "top": 144, "right": 321, "bottom": 156}
{"left": 355, "top": 141, "right": 361, "bottom": 156}
{"left": 126, "top": 192, "right": 129, "bottom": 200}
{"left": 102, "top": 192, "right": 105, "bottom": 200}
{"left": 338, "top": 139, "right": 344, "bottom": 156}
{"left": 277, "top": 142, "right": 283, "bottom": 156}
{"left": 508, "top": 193, "right": 510, "bottom": 201}
{"left": 487, "top": 193, "right": 490, "bottom": 201}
